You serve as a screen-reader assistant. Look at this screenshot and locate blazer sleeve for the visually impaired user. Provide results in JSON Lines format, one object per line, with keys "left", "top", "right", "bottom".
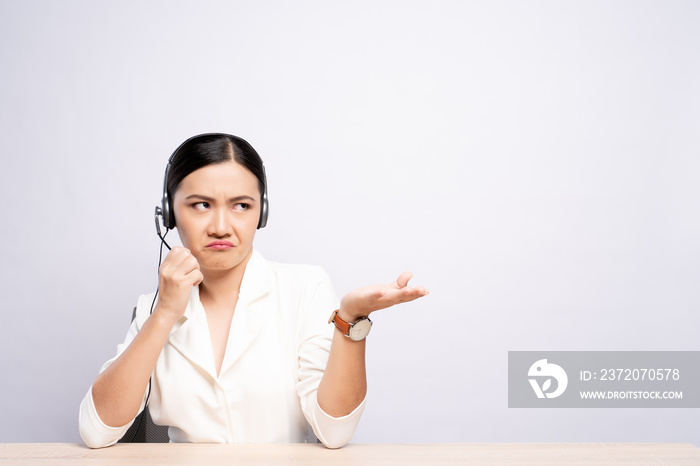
{"left": 78, "top": 295, "right": 153, "bottom": 448}
{"left": 295, "top": 267, "right": 366, "bottom": 448}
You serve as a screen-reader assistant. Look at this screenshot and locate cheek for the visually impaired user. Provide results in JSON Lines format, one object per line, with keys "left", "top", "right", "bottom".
{"left": 174, "top": 217, "right": 202, "bottom": 246}
{"left": 236, "top": 223, "right": 257, "bottom": 243}
{"left": 236, "top": 211, "right": 261, "bottom": 238}
{"left": 175, "top": 227, "right": 191, "bottom": 248}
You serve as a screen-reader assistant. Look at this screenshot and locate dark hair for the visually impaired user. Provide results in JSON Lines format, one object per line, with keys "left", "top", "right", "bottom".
{"left": 167, "top": 133, "right": 266, "bottom": 200}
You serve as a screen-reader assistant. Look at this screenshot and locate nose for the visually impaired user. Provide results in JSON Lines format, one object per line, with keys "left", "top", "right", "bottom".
{"left": 208, "top": 207, "right": 233, "bottom": 237}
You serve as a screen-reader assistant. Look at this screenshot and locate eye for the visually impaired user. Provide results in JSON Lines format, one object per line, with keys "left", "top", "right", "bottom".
{"left": 232, "top": 203, "right": 249, "bottom": 212}
{"left": 192, "top": 202, "right": 210, "bottom": 211}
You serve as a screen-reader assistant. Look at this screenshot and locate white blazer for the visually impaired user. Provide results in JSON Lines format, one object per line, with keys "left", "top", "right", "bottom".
{"left": 79, "top": 250, "right": 365, "bottom": 448}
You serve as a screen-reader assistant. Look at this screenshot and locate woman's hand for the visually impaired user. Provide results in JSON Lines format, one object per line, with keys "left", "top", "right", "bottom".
{"left": 154, "top": 246, "right": 203, "bottom": 323}
{"left": 339, "top": 271, "right": 429, "bottom": 321}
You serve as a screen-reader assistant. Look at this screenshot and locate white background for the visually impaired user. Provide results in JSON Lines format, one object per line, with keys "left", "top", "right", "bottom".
{"left": 1, "top": 0, "right": 698, "bottom": 444}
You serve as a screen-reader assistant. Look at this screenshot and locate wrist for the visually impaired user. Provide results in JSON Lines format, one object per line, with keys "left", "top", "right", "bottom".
{"left": 151, "top": 306, "right": 183, "bottom": 327}
{"left": 329, "top": 309, "right": 372, "bottom": 341}
{"left": 338, "top": 302, "right": 368, "bottom": 322}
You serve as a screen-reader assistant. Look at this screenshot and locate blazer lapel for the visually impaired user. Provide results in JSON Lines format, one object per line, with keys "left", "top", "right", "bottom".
{"left": 219, "top": 250, "right": 273, "bottom": 375}
{"left": 166, "top": 286, "right": 219, "bottom": 379}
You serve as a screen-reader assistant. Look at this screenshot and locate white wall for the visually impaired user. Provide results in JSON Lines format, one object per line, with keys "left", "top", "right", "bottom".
{"left": 1, "top": 0, "right": 698, "bottom": 444}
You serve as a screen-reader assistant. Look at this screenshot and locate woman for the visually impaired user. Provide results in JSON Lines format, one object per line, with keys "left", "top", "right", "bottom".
{"left": 79, "top": 133, "right": 428, "bottom": 448}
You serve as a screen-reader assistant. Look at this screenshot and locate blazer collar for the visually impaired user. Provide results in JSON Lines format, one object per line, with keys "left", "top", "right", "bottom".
{"left": 166, "top": 249, "right": 274, "bottom": 379}
{"left": 237, "top": 249, "right": 271, "bottom": 305}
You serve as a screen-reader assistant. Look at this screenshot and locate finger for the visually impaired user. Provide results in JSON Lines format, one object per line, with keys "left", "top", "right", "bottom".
{"left": 396, "top": 271, "right": 413, "bottom": 288}
{"left": 161, "top": 247, "right": 188, "bottom": 269}
{"left": 181, "top": 254, "right": 201, "bottom": 275}
{"left": 406, "top": 288, "right": 429, "bottom": 301}
{"left": 412, "top": 286, "right": 429, "bottom": 296}
{"left": 188, "top": 269, "right": 204, "bottom": 287}
{"left": 395, "top": 286, "right": 429, "bottom": 303}
{"left": 380, "top": 286, "right": 425, "bottom": 303}
{"left": 172, "top": 247, "right": 196, "bottom": 268}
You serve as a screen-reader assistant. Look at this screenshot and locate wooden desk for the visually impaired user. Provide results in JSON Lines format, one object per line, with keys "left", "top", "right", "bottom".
{"left": 1, "top": 443, "right": 699, "bottom": 465}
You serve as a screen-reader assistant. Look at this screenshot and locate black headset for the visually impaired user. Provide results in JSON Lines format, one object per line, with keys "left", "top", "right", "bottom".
{"left": 154, "top": 133, "right": 269, "bottom": 237}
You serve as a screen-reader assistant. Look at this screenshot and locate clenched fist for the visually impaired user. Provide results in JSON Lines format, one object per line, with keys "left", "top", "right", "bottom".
{"left": 154, "top": 247, "right": 203, "bottom": 323}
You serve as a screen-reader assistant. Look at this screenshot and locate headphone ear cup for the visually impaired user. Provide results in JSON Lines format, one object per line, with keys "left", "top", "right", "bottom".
{"left": 161, "top": 162, "right": 175, "bottom": 230}
{"left": 257, "top": 164, "right": 269, "bottom": 229}
{"left": 257, "top": 192, "right": 269, "bottom": 229}
{"left": 162, "top": 193, "right": 175, "bottom": 230}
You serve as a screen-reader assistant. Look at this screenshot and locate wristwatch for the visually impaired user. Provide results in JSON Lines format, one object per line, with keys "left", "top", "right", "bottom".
{"left": 328, "top": 309, "right": 372, "bottom": 341}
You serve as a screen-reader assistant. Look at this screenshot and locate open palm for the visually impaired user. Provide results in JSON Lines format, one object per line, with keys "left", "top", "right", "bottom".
{"left": 340, "top": 272, "right": 429, "bottom": 320}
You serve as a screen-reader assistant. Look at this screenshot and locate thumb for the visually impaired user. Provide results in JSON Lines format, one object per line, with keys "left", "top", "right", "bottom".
{"left": 396, "top": 271, "right": 413, "bottom": 288}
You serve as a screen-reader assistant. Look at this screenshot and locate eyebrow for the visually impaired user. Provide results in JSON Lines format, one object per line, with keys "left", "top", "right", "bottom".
{"left": 184, "top": 194, "right": 257, "bottom": 203}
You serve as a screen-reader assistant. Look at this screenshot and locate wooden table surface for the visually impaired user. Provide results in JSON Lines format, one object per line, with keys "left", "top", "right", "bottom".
{"left": 1, "top": 443, "right": 700, "bottom": 465}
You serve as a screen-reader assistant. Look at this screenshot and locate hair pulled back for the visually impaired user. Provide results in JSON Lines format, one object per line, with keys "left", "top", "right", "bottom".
{"left": 167, "top": 133, "right": 266, "bottom": 200}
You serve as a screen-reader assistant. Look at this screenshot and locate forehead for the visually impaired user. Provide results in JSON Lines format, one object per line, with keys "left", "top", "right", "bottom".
{"left": 175, "top": 161, "right": 259, "bottom": 199}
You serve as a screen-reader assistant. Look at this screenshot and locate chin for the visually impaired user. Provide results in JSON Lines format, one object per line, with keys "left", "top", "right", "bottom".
{"left": 200, "top": 248, "right": 252, "bottom": 271}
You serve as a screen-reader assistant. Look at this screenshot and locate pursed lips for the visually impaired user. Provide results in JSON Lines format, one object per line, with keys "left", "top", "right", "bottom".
{"left": 206, "top": 241, "right": 235, "bottom": 249}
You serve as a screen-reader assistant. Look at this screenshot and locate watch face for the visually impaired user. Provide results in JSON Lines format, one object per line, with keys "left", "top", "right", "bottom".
{"left": 348, "top": 318, "right": 372, "bottom": 341}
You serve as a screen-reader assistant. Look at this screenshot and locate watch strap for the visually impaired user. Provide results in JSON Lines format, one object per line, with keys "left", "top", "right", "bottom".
{"left": 328, "top": 310, "right": 351, "bottom": 336}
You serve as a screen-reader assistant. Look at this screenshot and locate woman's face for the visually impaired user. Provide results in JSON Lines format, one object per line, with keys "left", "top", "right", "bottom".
{"left": 172, "top": 160, "right": 261, "bottom": 276}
